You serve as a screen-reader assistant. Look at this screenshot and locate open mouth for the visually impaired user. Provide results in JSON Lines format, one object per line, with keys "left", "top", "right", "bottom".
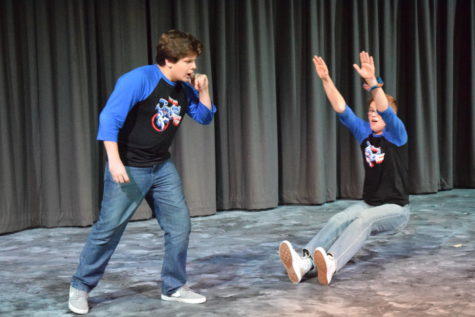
{"left": 186, "top": 72, "right": 195, "bottom": 82}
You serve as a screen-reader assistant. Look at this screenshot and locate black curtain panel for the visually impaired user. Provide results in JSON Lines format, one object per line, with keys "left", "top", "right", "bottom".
{"left": 1, "top": 0, "right": 474, "bottom": 234}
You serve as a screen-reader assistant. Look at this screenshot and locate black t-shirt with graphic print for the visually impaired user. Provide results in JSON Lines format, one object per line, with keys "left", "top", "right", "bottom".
{"left": 118, "top": 79, "right": 188, "bottom": 167}
{"left": 97, "top": 65, "right": 215, "bottom": 168}
{"left": 360, "top": 134, "right": 409, "bottom": 206}
{"left": 337, "top": 105, "right": 409, "bottom": 207}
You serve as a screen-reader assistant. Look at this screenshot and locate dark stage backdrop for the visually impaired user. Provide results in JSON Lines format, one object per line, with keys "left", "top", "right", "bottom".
{"left": 1, "top": 0, "right": 474, "bottom": 234}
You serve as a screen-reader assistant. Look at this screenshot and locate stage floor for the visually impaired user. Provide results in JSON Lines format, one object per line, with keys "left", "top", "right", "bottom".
{"left": 1, "top": 189, "right": 474, "bottom": 316}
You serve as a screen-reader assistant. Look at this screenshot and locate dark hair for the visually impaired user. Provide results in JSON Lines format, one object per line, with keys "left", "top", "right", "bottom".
{"left": 369, "top": 94, "right": 398, "bottom": 113}
{"left": 155, "top": 29, "right": 203, "bottom": 66}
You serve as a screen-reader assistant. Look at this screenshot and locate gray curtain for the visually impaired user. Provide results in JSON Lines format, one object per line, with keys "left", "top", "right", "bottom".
{"left": 1, "top": 0, "right": 474, "bottom": 234}
{"left": 212, "top": 0, "right": 279, "bottom": 210}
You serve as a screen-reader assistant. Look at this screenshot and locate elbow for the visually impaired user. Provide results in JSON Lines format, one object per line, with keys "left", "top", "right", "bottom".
{"left": 394, "top": 130, "right": 408, "bottom": 146}
{"left": 193, "top": 105, "right": 216, "bottom": 125}
{"left": 97, "top": 116, "right": 120, "bottom": 141}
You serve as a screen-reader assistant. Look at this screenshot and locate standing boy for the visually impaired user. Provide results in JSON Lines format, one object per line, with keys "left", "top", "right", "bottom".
{"left": 69, "top": 29, "right": 216, "bottom": 314}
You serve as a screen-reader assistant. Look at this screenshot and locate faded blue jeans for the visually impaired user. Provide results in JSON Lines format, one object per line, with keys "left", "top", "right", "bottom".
{"left": 71, "top": 160, "right": 191, "bottom": 296}
{"left": 304, "top": 201, "right": 410, "bottom": 271}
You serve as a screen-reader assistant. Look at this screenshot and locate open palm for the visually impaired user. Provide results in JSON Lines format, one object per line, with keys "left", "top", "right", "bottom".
{"left": 353, "top": 51, "right": 375, "bottom": 80}
{"left": 313, "top": 56, "right": 330, "bottom": 80}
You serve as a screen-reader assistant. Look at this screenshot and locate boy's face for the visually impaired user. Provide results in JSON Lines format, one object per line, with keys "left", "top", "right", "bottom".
{"left": 368, "top": 101, "right": 386, "bottom": 134}
{"left": 166, "top": 54, "right": 197, "bottom": 82}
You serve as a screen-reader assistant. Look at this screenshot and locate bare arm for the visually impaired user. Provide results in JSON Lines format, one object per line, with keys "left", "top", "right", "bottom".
{"left": 313, "top": 56, "right": 346, "bottom": 113}
{"left": 192, "top": 73, "right": 212, "bottom": 110}
{"left": 353, "top": 51, "right": 388, "bottom": 112}
{"left": 103, "top": 141, "right": 129, "bottom": 183}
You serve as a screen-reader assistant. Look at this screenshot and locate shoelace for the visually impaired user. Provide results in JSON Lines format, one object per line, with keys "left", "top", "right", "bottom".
{"left": 70, "top": 289, "right": 87, "bottom": 299}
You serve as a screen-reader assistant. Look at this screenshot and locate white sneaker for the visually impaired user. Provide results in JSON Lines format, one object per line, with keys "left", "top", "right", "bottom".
{"left": 279, "top": 240, "right": 313, "bottom": 284}
{"left": 313, "top": 247, "right": 336, "bottom": 285}
{"left": 68, "top": 286, "right": 89, "bottom": 314}
{"left": 161, "top": 286, "right": 206, "bottom": 304}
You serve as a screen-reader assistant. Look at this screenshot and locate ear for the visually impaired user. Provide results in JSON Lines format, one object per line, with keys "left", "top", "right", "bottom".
{"left": 164, "top": 58, "right": 175, "bottom": 69}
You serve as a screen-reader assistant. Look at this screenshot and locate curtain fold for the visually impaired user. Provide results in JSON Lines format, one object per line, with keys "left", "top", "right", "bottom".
{"left": 399, "top": 0, "right": 440, "bottom": 193}
{"left": 1, "top": 0, "right": 474, "bottom": 234}
{"left": 213, "top": 0, "right": 279, "bottom": 210}
{"left": 436, "top": 0, "right": 456, "bottom": 190}
{"left": 276, "top": 0, "right": 339, "bottom": 204}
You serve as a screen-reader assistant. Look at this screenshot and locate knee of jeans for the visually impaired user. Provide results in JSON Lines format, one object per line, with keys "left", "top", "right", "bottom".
{"left": 90, "top": 229, "right": 123, "bottom": 246}
{"left": 329, "top": 211, "right": 350, "bottom": 224}
{"left": 350, "top": 217, "right": 367, "bottom": 230}
{"left": 168, "top": 218, "right": 191, "bottom": 240}
{"left": 181, "top": 219, "right": 191, "bottom": 235}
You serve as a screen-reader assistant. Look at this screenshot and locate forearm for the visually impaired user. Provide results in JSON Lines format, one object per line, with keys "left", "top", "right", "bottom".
{"left": 199, "top": 88, "right": 212, "bottom": 110}
{"left": 366, "top": 77, "right": 388, "bottom": 112}
{"left": 321, "top": 78, "right": 346, "bottom": 113}
{"left": 193, "top": 74, "right": 212, "bottom": 110}
{"left": 103, "top": 141, "right": 123, "bottom": 164}
{"left": 103, "top": 141, "right": 129, "bottom": 183}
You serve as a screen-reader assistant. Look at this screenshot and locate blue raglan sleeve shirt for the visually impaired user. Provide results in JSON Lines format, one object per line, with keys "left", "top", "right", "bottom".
{"left": 97, "top": 67, "right": 157, "bottom": 142}
{"left": 378, "top": 106, "right": 408, "bottom": 146}
{"left": 97, "top": 66, "right": 217, "bottom": 142}
{"left": 337, "top": 104, "right": 407, "bottom": 146}
{"left": 337, "top": 105, "right": 372, "bottom": 144}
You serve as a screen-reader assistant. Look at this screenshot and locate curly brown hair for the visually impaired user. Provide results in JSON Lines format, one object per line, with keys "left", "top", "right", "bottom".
{"left": 155, "top": 29, "right": 203, "bottom": 66}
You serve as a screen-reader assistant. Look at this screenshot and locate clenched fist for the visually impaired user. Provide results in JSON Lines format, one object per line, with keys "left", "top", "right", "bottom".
{"left": 191, "top": 73, "right": 209, "bottom": 92}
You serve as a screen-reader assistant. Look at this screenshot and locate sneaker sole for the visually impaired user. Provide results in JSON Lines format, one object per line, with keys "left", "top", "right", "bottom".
{"left": 161, "top": 294, "right": 206, "bottom": 304}
{"left": 313, "top": 248, "right": 329, "bottom": 286}
{"left": 279, "top": 242, "right": 300, "bottom": 284}
{"left": 68, "top": 302, "right": 89, "bottom": 315}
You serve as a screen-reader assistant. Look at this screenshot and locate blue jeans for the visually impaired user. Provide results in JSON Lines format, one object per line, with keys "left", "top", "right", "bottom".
{"left": 71, "top": 160, "right": 191, "bottom": 296}
{"left": 304, "top": 201, "right": 410, "bottom": 271}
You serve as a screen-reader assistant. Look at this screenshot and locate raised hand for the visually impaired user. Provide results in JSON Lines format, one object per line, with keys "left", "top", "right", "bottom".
{"left": 354, "top": 51, "right": 388, "bottom": 112}
{"left": 312, "top": 55, "right": 346, "bottom": 113}
{"left": 353, "top": 51, "right": 376, "bottom": 82}
{"left": 313, "top": 56, "right": 331, "bottom": 81}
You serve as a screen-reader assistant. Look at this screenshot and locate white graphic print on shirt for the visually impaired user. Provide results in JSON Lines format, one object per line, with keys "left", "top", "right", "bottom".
{"left": 152, "top": 97, "right": 182, "bottom": 132}
{"left": 364, "top": 140, "right": 385, "bottom": 168}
